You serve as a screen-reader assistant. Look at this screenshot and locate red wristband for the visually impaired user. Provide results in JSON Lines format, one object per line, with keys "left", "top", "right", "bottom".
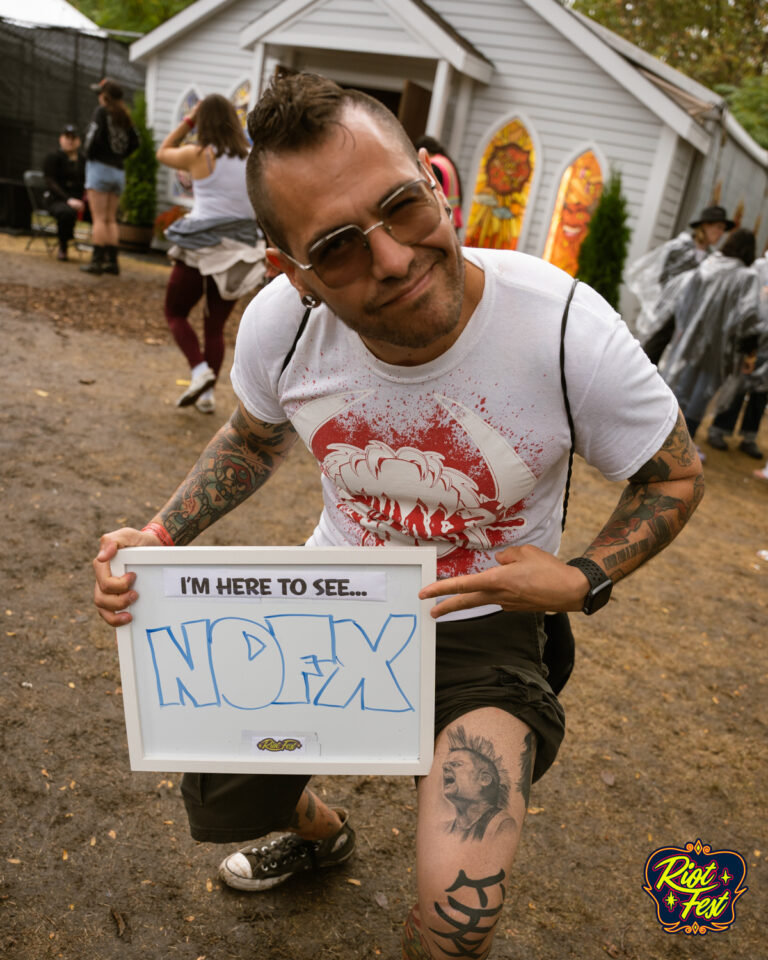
{"left": 141, "top": 522, "right": 174, "bottom": 547}
{"left": 184, "top": 115, "right": 195, "bottom": 130}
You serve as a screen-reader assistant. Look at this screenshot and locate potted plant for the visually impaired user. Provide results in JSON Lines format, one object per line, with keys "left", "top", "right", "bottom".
{"left": 119, "top": 91, "right": 158, "bottom": 249}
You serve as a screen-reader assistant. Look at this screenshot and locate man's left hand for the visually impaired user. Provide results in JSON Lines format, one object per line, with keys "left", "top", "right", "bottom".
{"left": 419, "top": 544, "right": 589, "bottom": 619}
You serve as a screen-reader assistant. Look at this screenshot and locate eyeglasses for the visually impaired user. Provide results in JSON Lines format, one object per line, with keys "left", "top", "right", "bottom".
{"left": 278, "top": 175, "right": 441, "bottom": 288}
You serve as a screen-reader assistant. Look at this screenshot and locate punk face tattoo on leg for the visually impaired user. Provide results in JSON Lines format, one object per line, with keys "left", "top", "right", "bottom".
{"left": 441, "top": 726, "right": 516, "bottom": 842}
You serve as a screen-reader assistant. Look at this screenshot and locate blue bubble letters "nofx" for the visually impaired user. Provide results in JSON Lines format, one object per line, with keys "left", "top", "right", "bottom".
{"left": 146, "top": 614, "right": 416, "bottom": 713}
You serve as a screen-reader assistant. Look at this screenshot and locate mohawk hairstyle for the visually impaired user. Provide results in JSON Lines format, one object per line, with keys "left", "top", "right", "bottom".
{"left": 245, "top": 71, "right": 418, "bottom": 253}
{"left": 447, "top": 725, "right": 511, "bottom": 809}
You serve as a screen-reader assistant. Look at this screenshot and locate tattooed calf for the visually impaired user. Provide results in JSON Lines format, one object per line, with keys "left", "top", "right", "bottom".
{"left": 441, "top": 726, "right": 516, "bottom": 842}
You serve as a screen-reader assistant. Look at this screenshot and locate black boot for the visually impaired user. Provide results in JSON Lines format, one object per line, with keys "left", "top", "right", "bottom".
{"left": 81, "top": 245, "right": 105, "bottom": 275}
{"left": 102, "top": 245, "right": 120, "bottom": 275}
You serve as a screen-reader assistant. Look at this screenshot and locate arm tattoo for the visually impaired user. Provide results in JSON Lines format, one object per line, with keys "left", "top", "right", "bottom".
{"left": 157, "top": 409, "right": 296, "bottom": 545}
{"left": 585, "top": 411, "right": 703, "bottom": 580}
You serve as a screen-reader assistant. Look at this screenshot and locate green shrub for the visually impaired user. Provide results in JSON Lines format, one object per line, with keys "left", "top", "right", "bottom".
{"left": 577, "top": 170, "right": 631, "bottom": 309}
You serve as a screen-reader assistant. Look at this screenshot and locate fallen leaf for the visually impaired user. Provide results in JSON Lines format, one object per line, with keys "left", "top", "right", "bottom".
{"left": 347, "top": 878, "right": 361, "bottom": 886}
{"left": 111, "top": 908, "right": 129, "bottom": 940}
{"left": 90, "top": 837, "right": 96, "bottom": 846}
{"left": 176, "top": 379, "right": 190, "bottom": 386}
{"left": 205, "top": 878, "right": 213, "bottom": 892}
{"left": 185, "top": 915, "right": 195, "bottom": 922}
{"left": 78, "top": 378, "right": 96, "bottom": 385}
{"left": 373, "top": 891, "right": 388, "bottom": 909}
{"left": 527, "top": 806, "right": 545, "bottom": 815}
{"left": 34, "top": 389, "right": 49, "bottom": 397}
{"left": 62, "top": 850, "right": 68, "bottom": 860}
{"left": 391, "top": 827, "right": 400, "bottom": 836}
{"left": 600, "top": 771, "right": 616, "bottom": 787}
{"left": 108, "top": 830, "right": 117, "bottom": 839}
{"left": 7, "top": 858, "right": 20, "bottom": 864}
{"left": 604, "top": 943, "right": 621, "bottom": 958}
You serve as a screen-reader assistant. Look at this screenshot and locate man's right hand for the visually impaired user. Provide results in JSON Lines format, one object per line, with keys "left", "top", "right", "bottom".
{"left": 93, "top": 527, "right": 162, "bottom": 626}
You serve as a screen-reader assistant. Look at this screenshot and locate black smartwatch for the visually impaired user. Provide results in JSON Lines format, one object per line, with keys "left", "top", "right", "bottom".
{"left": 566, "top": 557, "right": 613, "bottom": 615}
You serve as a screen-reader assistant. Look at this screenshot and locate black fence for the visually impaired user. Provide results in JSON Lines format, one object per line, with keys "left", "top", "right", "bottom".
{"left": 0, "top": 18, "right": 145, "bottom": 229}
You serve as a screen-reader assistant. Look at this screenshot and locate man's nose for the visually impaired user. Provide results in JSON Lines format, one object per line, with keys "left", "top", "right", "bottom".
{"left": 366, "top": 223, "right": 415, "bottom": 281}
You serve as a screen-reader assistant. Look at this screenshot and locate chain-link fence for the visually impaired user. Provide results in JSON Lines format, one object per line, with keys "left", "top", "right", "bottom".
{"left": 0, "top": 18, "right": 145, "bottom": 228}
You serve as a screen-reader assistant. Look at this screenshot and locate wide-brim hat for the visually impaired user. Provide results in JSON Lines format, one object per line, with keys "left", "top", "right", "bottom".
{"left": 690, "top": 205, "right": 735, "bottom": 230}
{"left": 90, "top": 77, "right": 124, "bottom": 100}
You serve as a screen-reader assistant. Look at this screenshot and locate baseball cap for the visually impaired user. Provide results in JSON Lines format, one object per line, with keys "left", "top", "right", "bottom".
{"left": 61, "top": 124, "right": 78, "bottom": 136}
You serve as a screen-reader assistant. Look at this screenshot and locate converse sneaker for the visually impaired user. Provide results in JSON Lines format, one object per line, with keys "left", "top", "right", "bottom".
{"left": 176, "top": 366, "right": 216, "bottom": 407}
{"left": 218, "top": 808, "right": 355, "bottom": 892}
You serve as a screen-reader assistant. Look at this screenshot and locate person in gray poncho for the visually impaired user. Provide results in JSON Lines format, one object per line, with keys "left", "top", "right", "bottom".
{"left": 625, "top": 205, "right": 733, "bottom": 364}
{"left": 661, "top": 229, "right": 764, "bottom": 447}
{"left": 706, "top": 253, "right": 768, "bottom": 458}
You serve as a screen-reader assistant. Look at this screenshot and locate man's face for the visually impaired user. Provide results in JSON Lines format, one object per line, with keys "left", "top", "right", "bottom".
{"left": 442, "top": 749, "right": 494, "bottom": 803}
{"left": 702, "top": 221, "right": 727, "bottom": 247}
{"left": 59, "top": 133, "right": 80, "bottom": 152}
{"left": 263, "top": 108, "right": 470, "bottom": 364}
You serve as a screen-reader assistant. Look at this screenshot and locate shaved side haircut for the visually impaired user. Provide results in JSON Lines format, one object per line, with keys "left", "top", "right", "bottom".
{"left": 245, "top": 72, "right": 418, "bottom": 253}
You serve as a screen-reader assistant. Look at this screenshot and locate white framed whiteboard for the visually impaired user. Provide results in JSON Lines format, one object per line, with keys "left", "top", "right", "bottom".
{"left": 113, "top": 546, "right": 436, "bottom": 775}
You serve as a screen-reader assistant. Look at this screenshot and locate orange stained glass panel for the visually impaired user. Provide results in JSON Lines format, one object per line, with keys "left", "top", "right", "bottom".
{"left": 464, "top": 119, "right": 535, "bottom": 250}
{"left": 543, "top": 150, "right": 603, "bottom": 276}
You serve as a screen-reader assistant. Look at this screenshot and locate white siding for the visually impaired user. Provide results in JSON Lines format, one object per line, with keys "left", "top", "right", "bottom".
{"left": 651, "top": 137, "right": 694, "bottom": 247}
{"left": 430, "top": 0, "right": 665, "bottom": 256}
{"left": 149, "top": 0, "right": 274, "bottom": 203}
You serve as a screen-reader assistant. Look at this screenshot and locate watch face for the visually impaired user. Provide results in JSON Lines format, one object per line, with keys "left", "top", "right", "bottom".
{"left": 585, "top": 578, "right": 612, "bottom": 614}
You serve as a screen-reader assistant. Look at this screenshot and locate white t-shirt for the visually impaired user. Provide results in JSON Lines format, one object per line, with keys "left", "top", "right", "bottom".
{"left": 232, "top": 249, "right": 678, "bottom": 582}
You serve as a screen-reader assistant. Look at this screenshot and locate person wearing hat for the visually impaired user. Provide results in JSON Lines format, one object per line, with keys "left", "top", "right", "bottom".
{"left": 42, "top": 124, "right": 87, "bottom": 261}
{"left": 81, "top": 78, "right": 139, "bottom": 275}
{"left": 626, "top": 204, "right": 734, "bottom": 365}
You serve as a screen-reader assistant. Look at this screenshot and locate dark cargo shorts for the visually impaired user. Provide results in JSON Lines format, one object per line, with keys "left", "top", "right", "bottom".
{"left": 181, "top": 609, "right": 566, "bottom": 843}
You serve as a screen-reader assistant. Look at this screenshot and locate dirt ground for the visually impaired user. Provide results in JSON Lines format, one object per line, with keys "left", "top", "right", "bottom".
{"left": 0, "top": 233, "right": 765, "bottom": 960}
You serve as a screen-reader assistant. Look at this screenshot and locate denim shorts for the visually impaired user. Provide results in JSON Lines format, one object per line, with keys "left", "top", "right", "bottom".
{"left": 85, "top": 159, "right": 125, "bottom": 195}
{"left": 180, "top": 610, "right": 566, "bottom": 843}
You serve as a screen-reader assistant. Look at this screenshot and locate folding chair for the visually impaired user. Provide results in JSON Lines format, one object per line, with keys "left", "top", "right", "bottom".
{"left": 23, "top": 170, "right": 59, "bottom": 254}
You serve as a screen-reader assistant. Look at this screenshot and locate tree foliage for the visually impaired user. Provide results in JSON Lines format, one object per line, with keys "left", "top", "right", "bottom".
{"left": 716, "top": 76, "right": 768, "bottom": 149}
{"left": 567, "top": 1, "right": 768, "bottom": 91}
{"left": 576, "top": 171, "right": 631, "bottom": 310}
{"left": 70, "top": 0, "right": 196, "bottom": 35}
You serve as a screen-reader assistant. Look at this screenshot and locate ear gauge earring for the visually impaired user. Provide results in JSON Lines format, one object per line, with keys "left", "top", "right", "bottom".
{"left": 301, "top": 293, "right": 321, "bottom": 308}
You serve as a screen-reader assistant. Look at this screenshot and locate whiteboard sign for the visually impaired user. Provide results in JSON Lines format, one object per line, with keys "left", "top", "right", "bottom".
{"left": 113, "top": 546, "right": 436, "bottom": 775}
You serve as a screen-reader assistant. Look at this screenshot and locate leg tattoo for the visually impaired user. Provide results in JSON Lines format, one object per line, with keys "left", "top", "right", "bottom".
{"left": 441, "top": 726, "right": 517, "bottom": 842}
{"left": 406, "top": 869, "right": 507, "bottom": 959}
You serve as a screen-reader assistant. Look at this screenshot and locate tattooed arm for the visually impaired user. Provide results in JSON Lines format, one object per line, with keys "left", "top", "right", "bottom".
{"left": 419, "top": 409, "right": 704, "bottom": 617}
{"left": 93, "top": 403, "right": 297, "bottom": 625}
{"left": 582, "top": 409, "right": 704, "bottom": 582}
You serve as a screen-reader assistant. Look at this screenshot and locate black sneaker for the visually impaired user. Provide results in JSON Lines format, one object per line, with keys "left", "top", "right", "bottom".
{"left": 739, "top": 440, "right": 763, "bottom": 459}
{"left": 218, "top": 808, "right": 355, "bottom": 892}
{"left": 706, "top": 433, "right": 729, "bottom": 451}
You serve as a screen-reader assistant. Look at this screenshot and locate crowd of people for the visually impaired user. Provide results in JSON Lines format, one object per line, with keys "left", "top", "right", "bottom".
{"left": 627, "top": 206, "right": 768, "bottom": 470}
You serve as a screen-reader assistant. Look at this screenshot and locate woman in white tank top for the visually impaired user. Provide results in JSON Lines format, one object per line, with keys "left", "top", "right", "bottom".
{"left": 156, "top": 94, "right": 264, "bottom": 413}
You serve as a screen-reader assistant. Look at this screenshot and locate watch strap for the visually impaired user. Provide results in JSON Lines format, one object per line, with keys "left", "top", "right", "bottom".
{"left": 566, "top": 556, "right": 610, "bottom": 589}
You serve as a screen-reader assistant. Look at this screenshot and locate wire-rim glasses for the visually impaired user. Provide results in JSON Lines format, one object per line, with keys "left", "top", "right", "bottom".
{"left": 277, "top": 175, "right": 441, "bottom": 288}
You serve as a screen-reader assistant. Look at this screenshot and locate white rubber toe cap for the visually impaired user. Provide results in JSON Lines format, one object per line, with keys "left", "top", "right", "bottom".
{"left": 224, "top": 852, "right": 254, "bottom": 879}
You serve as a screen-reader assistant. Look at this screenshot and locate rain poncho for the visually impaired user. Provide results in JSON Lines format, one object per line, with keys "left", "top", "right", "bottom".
{"left": 625, "top": 232, "right": 707, "bottom": 339}
{"left": 660, "top": 252, "right": 762, "bottom": 419}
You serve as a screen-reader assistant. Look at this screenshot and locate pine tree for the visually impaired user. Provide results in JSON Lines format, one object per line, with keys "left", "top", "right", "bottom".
{"left": 576, "top": 170, "right": 631, "bottom": 309}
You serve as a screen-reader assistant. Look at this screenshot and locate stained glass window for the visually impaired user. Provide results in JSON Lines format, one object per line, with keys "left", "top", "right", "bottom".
{"left": 543, "top": 150, "right": 603, "bottom": 276}
{"left": 464, "top": 119, "right": 535, "bottom": 250}
{"left": 231, "top": 80, "right": 251, "bottom": 143}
